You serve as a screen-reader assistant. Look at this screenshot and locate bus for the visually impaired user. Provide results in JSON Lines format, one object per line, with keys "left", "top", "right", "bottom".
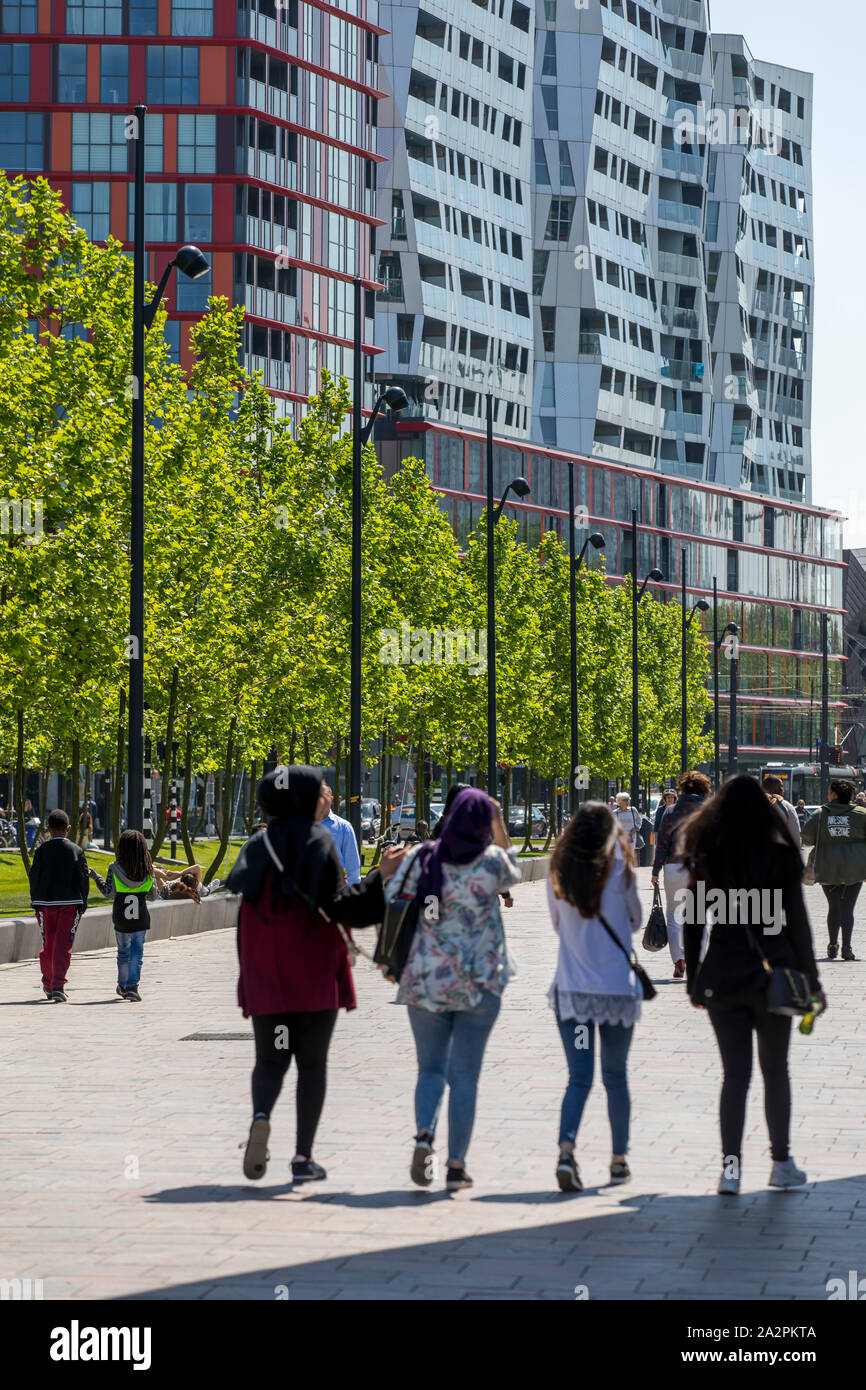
{"left": 760, "top": 762, "right": 863, "bottom": 807}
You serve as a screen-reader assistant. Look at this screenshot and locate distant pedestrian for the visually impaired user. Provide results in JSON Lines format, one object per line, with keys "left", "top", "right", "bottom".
{"left": 227, "top": 768, "right": 404, "bottom": 1185}
{"left": 801, "top": 780, "right": 866, "bottom": 961}
{"left": 385, "top": 790, "right": 519, "bottom": 1193}
{"left": 24, "top": 798, "right": 38, "bottom": 849}
{"left": 317, "top": 779, "right": 361, "bottom": 885}
{"left": 654, "top": 788, "right": 677, "bottom": 835}
{"left": 762, "top": 776, "right": 801, "bottom": 846}
{"left": 547, "top": 802, "right": 642, "bottom": 1192}
{"left": 614, "top": 792, "right": 641, "bottom": 849}
{"left": 855, "top": 792, "right": 866, "bottom": 809}
{"left": 681, "top": 776, "right": 823, "bottom": 1194}
{"left": 88, "top": 831, "right": 157, "bottom": 1001}
{"left": 652, "top": 771, "right": 712, "bottom": 979}
{"left": 795, "top": 799, "right": 808, "bottom": 828}
{"left": 431, "top": 783, "right": 470, "bottom": 839}
{"left": 28, "top": 809, "right": 90, "bottom": 1002}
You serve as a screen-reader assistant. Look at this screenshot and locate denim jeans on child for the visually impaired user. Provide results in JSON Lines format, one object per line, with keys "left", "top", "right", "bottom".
{"left": 408, "top": 989, "right": 501, "bottom": 1165}
{"left": 556, "top": 1013, "right": 634, "bottom": 1154}
{"left": 115, "top": 929, "right": 147, "bottom": 988}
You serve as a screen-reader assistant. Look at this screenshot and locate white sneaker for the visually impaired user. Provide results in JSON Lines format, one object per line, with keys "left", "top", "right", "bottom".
{"left": 718, "top": 1172, "right": 741, "bottom": 1195}
{"left": 768, "top": 1158, "right": 807, "bottom": 1189}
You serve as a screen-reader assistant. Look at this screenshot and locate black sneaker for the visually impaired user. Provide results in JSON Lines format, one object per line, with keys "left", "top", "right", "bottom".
{"left": 242, "top": 1117, "right": 271, "bottom": 1180}
{"left": 609, "top": 1159, "right": 631, "bottom": 1185}
{"left": 44, "top": 988, "right": 56, "bottom": 1001}
{"left": 842, "top": 947, "right": 857, "bottom": 961}
{"left": 51, "top": 988, "right": 68, "bottom": 1003}
{"left": 125, "top": 987, "right": 142, "bottom": 1001}
{"left": 556, "top": 1153, "right": 583, "bottom": 1192}
{"left": 445, "top": 1165, "right": 473, "bottom": 1192}
{"left": 411, "top": 1131, "right": 435, "bottom": 1187}
{"left": 116, "top": 984, "right": 127, "bottom": 998}
{"left": 291, "top": 1158, "right": 327, "bottom": 1183}
{"left": 827, "top": 943, "right": 839, "bottom": 960}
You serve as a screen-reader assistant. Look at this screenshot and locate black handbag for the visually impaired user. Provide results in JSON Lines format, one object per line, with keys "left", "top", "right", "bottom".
{"left": 374, "top": 858, "right": 421, "bottom": 982}
{"left": 642, "top": 885, "right": 668, "bottom": 953}
{"left": 599, "top": 913, "right": 657, "bottom": 1002}
{"left": 744, "top": 925, "right": 812, "bottom": 1016}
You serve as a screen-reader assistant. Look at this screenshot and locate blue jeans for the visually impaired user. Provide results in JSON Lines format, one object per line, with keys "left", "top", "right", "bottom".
{"left": 556, "top": 1014, "right": 634, "bottom": 1154}
{"left": 408, "top": 990, "right": 502, "bottom": 1165}
{"left": 115, "top": 929, "right": 146, "bottom": 988}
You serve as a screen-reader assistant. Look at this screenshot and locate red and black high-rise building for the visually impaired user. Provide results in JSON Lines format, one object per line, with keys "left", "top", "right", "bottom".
{"left": 0, "top": 0, "right": 385, "bottom": 414}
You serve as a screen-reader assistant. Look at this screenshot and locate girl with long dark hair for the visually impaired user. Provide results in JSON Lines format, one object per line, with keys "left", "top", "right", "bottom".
{"left": 226, "top": 767, "right": 404, "bottom": 1185}
{"left": 547, "top": 803, "right": 642, "bottom": 1191}
{"left": 89, "top": 829, "right": 157, "bottom": 1002}
{"left": 680, "top": 776, "right": 825, "bottom": 1194}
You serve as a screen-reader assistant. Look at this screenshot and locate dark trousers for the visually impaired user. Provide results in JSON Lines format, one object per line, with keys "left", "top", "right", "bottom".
{"left": 37, "top": 906, "right": 81, "bottom": 991}
{"left": 251, "top": 1010, "right": 338, "bottom": 1157}
{"left": 821, "top": 883, "right": 861, "bottom": 950}
{"left": 707, "top": 995, "right": 792, "bottom": 1165}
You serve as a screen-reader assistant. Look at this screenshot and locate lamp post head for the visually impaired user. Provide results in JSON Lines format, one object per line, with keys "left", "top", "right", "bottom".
{"left": 382, "top": 385, "right": 409, "bottom": 413}
{"left": 173, "top": 245, "right": 210, "bottom": 280}
{"left": 589, "top": 532, "right": 606, "bottom": 550}
{"left": 648, "top": 568, "right": 664, "bottom": 583}
{"left": 696, "top": 599, "right": 710, "bottom": 613}
{"left": 510, "top": 477, "right": 531, "bottom": 500}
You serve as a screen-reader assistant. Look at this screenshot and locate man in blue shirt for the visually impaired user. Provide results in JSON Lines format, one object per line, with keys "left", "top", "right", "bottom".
{"left": 316, "top": 780, "right": 361, "bottom": 885}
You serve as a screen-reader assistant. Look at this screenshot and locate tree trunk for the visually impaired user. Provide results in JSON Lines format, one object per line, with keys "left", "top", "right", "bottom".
{"left": 78, "top": 757, "right": 91, "bottom": 843}
{"left": 112, "top": 688, "right": 125, "bottom": 848}
{"left": 15, "top": 708, "right": 30, "bottom": 873}
{"left": 245, "top": 759, "right": 257, "bottom": 832}
{"left": 69, "top": 736, "right": 81, "bottom": 838}
{"left": 288, "top": 728, "right": 297, "bottom": 765}
{"left": 543, "top": 777, "right": 556, "bottom": 853}
{"left": 205, "top": 719, "right": 236, "bottom": 884}
{"left": 38, "top": 752, "right": 51, "bottom": 836}
{"left": 372, "top": 727, "right": 387, "bottom": 867}
{"left": 521, "top": 765, "right": 534, "bottom": 854}
{"left": 303, "top": 730, "right": 310, "bottom": 764}
{"left": 180, "top": 730, "right": 196, "bottom": 864}
{"left": 150, "top": 665, "right": 179, "bottom": 858}
{"left": 503, "top": 765, "right": 511, "bottom": 830}
{"left": 446, "top": 745, "right": 453, "bottom": 792}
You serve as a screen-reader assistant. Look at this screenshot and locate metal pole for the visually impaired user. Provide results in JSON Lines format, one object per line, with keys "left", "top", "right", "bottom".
{"left": 631, "top": 508, "right": 639, "bottom": 808}
{"left": 486, "top": 393, "right": 496, "bottom": 799}
{"left": 680, "top": 546, "right": 687, "bottom": 775}
{"left": 349, "top": 275, "right": 363, "bottom": 846}
{"left": 713, "top": 578, "right": 720, "bottom": 790}
{"left": 169, "top": 744, "right": 177, "bottom": 860}
{"left": 127, "top": 103, "right": 146, "bottom": 832}
{"left": 143, "top": 734, "right": 153, "bottom": 848}
{"left": 821, "top": 612, "right": 829, "bottom": 802}
{"left": 728, "top": 635, "right": 739, "bottom": 778}
{"left": 568, "top": 461, "right": 578, "bottom": 815}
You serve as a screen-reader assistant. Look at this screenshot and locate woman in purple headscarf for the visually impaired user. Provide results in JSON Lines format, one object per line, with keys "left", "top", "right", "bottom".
{"left": 383, "top": 787, "right": 521, "bottom": 1192}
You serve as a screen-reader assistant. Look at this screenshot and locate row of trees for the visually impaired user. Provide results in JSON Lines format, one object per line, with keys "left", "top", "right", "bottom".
{"left": 0, "top": 176, "right": 713, "bottom": 875}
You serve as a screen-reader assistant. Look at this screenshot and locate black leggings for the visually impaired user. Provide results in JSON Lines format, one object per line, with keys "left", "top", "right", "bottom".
{"left": 821, "top": 883, "right": 861, "bottom": 950}
{"left": 707, "top": 997, "right": 792, "bottom": 1164}
{"left": 251, "top": 1010, "right": 338, "bottom": 1158}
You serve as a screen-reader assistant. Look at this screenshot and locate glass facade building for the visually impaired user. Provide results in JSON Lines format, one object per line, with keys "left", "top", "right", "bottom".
{"left": 0, "top": 0, "right": 385, "bottom": 418}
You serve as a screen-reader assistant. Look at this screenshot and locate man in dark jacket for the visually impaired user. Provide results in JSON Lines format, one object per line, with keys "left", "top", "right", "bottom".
{"left": 28, "top": 809, "right": 90, "bottom": 1001}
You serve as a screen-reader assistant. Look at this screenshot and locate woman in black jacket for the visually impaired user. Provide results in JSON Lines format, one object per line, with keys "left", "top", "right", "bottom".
{"left": 679, "top": 776, "right": 825, "bottom": 1196}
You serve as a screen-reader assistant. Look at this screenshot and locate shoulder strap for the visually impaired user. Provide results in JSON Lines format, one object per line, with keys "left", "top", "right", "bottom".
{"left": 598, "top": 913, "right": 636, "bottom": 966}
{"left": 264, "top": 826, "right": 375, "bottom": 964}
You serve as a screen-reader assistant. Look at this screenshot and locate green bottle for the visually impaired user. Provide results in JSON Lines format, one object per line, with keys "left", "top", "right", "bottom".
{"left": 799, "top": 997, "right": 823, "bottom": 1035}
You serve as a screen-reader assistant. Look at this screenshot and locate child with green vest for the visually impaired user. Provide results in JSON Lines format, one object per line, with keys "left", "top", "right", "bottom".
{"left": 89, "top": 830, "right": 158, "bottom": 1001}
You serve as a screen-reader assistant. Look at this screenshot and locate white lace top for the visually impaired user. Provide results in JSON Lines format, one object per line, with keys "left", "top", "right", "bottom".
{"left": 546, "top": 847, "right": 643, "bottom": 1027}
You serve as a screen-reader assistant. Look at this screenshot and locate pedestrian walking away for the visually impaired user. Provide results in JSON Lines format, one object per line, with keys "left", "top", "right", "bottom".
{"left": 384, "top": 788, "right": 520, "bottom": 1193}
{"left": 226, "top": 767, "right": 405, "bottom": 1185}
{"left": 762, "top": 775, "right": 802, "bottom": 846}
{"left": 547, "top": 802, "right": 643, "bottom": 1193}
{"left": 89, "top": 831, "right": 158, "bottom": 1001}
{"left": 317, "top": 779, "right": 362, "bottom": 885}
{"left": 28, "top": 808, "right": 90, "bottom": 1002}
{"left": 681, "top": 776, "right": 824, "bottom": 1195}
{"left": 652, "top": 770, "right": 712, "bottom": 979}
{"left": 801, "top": 779, "right": 866, "bottom": 961}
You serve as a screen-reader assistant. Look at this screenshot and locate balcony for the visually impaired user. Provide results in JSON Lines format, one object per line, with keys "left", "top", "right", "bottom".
{"left": 664, "top": 410, "right": 704, "bottom": 435}
{"left": 660, "top": 147, "right": 704, "bottom": 181}
{"left": 579, "top": 332, "right": 602, "bottom": 356}
{"left": 660, "top": 304, "right": 700, "bottom": 332}
{"left": 658, "top": 198, "right": 702, "bottom": 227}
{"left": 661, "top": 358, "right": 705, "bottom": 382}
{"left": 658, "top": 0, "right": 704, "bottom": 21}
{"left": 657, "top": 251, "right": 703, "bottom": 280}
{"left": 378, "top": 277, "right": 404, "bottom": 303}
{"left": 664, "top": 47, "right": 704, "bottom": 77}
{"left": 776, "top": 345, "right": 806, "bottom": 371}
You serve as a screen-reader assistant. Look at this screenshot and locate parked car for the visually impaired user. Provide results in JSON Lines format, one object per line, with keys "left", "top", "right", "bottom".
{"left": 360, "top": 799, "right": 380, "bottom": 843}
{"left": 508, "top": 805, "right": 548, "bottom": 837}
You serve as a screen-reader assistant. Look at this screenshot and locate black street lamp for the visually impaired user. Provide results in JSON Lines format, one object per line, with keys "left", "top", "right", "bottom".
{"left": 711, "top": 582, "right": 739, "bottom": 786}
{"left": 820, "top": 611, "right": 830, "bottom": 803}
{"left": 349, "top": 275, "right": 408, "bottom": 845}
{"left": 571, "top": 504, "right": 605, "bottom": 812}
{"left": 630, "top": 508, "right": 664, "bottom": 809}
{"left": 486, "top": 392, "right": 530, "bottom": 798}
{"left": 680, "top": 546, "right": 709, "bottom": 773}
{"left": 128, "top": 103, "right": 209, "bottom": 832}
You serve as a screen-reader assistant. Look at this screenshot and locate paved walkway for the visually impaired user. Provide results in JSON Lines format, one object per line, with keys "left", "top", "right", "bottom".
{"left": 1, "top": 871, "right": 864, "bottom": 1301}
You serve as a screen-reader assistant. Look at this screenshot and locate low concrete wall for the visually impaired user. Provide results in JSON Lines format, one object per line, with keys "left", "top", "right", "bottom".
{"left": 1, "top": 855, "right": 550, "bottom": 966}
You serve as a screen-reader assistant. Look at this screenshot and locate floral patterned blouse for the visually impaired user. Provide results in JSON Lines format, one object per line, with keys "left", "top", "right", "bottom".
{"left": 384, "top": 843, "right": 521, "bottom": 1013}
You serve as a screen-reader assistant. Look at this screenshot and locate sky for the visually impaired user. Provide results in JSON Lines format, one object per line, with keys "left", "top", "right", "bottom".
{"left": 711, "top": 0, "right": 866, "bottom": 546}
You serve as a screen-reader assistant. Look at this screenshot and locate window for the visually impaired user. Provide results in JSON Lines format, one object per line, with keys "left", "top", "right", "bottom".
{"left": 177, "top": 113, "right": 215, "bottom": 172}
{"left": 510, "top": 0, "right": 530, "bottom": 30}
{"left": 727, "top": 550, "right": 739, "bottom": 593}
{"left": 128, "top": 0, "right": 157, "bottom": 33}
{"left": 71, "top": 181, "right": 110, "bottom": 240}
{"left": 558, "top": 142, "right": 574, "bottom": 186}
{"left": 176, "top": 267, "right": 211, "bottom": 311}
{"left": 0, "top": 109, "right": 41, "bottom": 166}
{"left": 184, "top": 182, "right": 212, "bottom": 241}
{"left": 544, "top": 197, "right": 572, "bottom": 241}
{"left": 57, "top": 43, "right": 87, "bottom": 102}
{"left": 146, "top": 45, "right": 199, "bottom": 103}
{"left": 540, "top": 305, "right": 555, "bottom": 351}
{"left": 0, "top": 41, "right": 28, "bottom": 100}
{"left": 763, "top": 506, "right": 775, "bottom": 548}
{"left": 171, "top": 0, "right": 212, "bottom": 35}
{"left": 532, "top": 250, "right": 548, "bottom": 296}
{"left": 541, "top": 85, "right": 558, "bottom": 131}
{"left": 732, "top": 497, "right": 743, "bottom": 543}
{"left": 128, "top": 181, "right": 177, "bottom": 240}
{"left": 71, "top": 111, "right": 127, "bottom": 169}
{"left": 65, "top": 0, "right": 122, "bottom": 32}
{"left": 100, "top": 44, "right": 127, "bottom": 103}
{"left": 534, "top": 139, "right": 550, "bottom": 185}
{"left": 542, "top": 31, "right": 556, "bottom": 76}
{"left": 1, "top": 1, "right": 37, "bottom": 31}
